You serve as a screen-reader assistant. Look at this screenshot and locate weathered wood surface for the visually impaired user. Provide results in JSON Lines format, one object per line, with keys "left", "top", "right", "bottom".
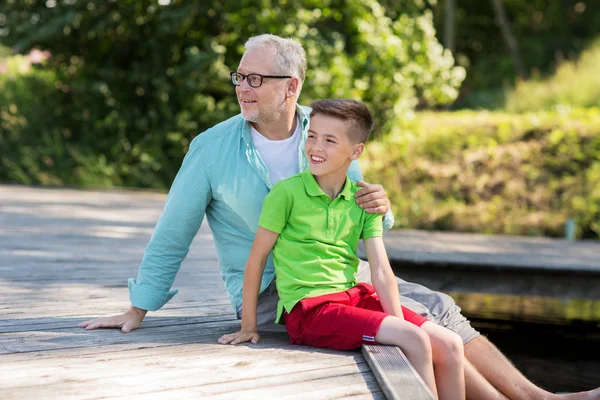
{"left": 362, "top": 345, "right": 435, "bottom": 400}
{"left": 0, "top": 185, "right": 386, "bottom": 400}
{"left": 5, "top": 184, "right": 599, "bottom": 398}
{"left": 382, "top": 229, "right": 600, "bottom": 273}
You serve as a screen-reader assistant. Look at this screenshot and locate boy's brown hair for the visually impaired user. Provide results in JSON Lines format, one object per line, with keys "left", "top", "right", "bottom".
{"left": 309, "top": 99, "right": 374, "bottom": 144}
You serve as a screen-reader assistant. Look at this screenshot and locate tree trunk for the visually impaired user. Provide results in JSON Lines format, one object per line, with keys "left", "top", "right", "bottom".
{"left": 444, "top": 0, "right": 456, "bottom": 54}
{"left": 489, "top": 0, "right": 526, "bottom": 79}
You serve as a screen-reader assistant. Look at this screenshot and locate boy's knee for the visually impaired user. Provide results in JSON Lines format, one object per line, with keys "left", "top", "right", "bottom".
{"left": 378, "top": 317, "right": 433, "bottom": 360}
{"left": 408, "top": 327, "right": 433, "bottom": 358}
{"left": 436, "top": 331, "right": 464, "bottom": 365}
{"left": 448, "top": 331, "right": 464, "bottom": 356}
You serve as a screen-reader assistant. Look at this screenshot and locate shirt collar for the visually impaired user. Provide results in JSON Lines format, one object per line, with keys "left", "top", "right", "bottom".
{"left": 300, "top": 169, "right": 353, "bottom": 201}
{"left": 241, "top": 104, "right": 310, "bottom": 178}
{"left": 297, "top": 105, "right": 310, "bottom": 173}
{"left": 296, "top": 104, "right": 310, "bottom": 131}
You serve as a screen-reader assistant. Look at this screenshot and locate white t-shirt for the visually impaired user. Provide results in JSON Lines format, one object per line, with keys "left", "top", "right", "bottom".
{"left": 251, "top": 119, "right": 301, "bottom": 186}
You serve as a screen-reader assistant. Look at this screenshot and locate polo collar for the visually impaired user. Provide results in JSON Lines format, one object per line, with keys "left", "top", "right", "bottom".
{"left": 300, "top": 169, "right": 353, "bottom": 201}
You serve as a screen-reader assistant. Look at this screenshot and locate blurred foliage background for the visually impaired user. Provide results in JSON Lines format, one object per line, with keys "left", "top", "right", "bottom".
{"left": 0, "top": 0, "right": 463, "bottom": 187}
{"left": 0, "top": 0, "right": 598, "bottom": 238}
{"left": 429, "top": 0, "right": 600, "bottom": 110}
{"left": 363, "top": 109, "right": 600, "bottom": 239}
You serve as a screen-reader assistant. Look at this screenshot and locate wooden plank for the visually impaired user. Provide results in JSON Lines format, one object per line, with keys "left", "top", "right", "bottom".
{"left": 0, "top": 337, "right": 299, "bottom": 372}
{"left": 380, "top": 229, "right": 600, "bottom": 273}
{"left": 0, "top": 296, "right": 231, "bottom": 317}
{"left": 0, "top": 346, "right": 374, "bottom": 399}
{"left": 0, "top": 319, "right": 243, "bottom": 354}
{"left": 0, "top": 332, "right": 295, "bottom": 366}
{"left": 362, "top": 344, "right": 435, "bottom": 400}
{"left": 148, "top": 369, "right": 384, "bottom": 400}
{"left": 0, "top": 301, "right": 233, "bottom": 328}
{"left": 1, "top": 342, "right": 355, "bottom": 390}
{"left": 0, "top": 313, "right": 236, "bottom": 333}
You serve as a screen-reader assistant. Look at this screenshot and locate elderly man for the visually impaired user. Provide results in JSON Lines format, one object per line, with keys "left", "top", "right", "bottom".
{"left": 79, "top": 34, "right": 599, "bottom": 400}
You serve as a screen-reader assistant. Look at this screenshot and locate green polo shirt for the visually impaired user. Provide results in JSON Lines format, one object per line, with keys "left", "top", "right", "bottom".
{"left": 259, "top": 169, "right": 383, "bottom": 323}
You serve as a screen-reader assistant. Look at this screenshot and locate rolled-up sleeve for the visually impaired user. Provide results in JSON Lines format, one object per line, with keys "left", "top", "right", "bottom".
{"left": 129, "top": 137, "right": 212, "bottom": 311}
{"left": 127, "top": 279, "right": 178, "bottom": 311}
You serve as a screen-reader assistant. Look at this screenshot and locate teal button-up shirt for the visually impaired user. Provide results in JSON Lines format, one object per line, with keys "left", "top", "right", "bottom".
{"left": 128, "top": 105, "right": 394, "bottom": 313}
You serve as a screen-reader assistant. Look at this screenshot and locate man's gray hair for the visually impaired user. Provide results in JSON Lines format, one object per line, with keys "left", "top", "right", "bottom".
{"left": 244, "top": 34, "right": 307, "bottom": 84}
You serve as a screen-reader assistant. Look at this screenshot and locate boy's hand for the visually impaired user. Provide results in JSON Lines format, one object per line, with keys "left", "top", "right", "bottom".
{"left": 218, "top": 329, "right": 260, "bottom": 345}
{"left": 77, "top": 306, "right": 147, "bottom": 333}
{"left": 355, "top": 180, "right": 390, "bottom": 214}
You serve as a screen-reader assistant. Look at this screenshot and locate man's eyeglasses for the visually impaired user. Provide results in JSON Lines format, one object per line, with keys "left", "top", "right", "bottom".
{"left": 230, "top": 72, "right": 292, "bottom": 88}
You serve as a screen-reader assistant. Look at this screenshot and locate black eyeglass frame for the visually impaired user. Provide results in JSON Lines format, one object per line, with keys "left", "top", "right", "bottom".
{"left": 230, "top": 72, "right": 292, "bottom": 88}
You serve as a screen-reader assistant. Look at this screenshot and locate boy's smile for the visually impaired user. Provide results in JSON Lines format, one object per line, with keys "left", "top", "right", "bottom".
{"left": 309, "top": 155, "right": 326, "bottom": 164}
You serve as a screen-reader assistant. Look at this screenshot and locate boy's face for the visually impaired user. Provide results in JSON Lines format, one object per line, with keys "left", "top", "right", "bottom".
{"left": 305, "top": 113, "right": 364, "bottom": 177}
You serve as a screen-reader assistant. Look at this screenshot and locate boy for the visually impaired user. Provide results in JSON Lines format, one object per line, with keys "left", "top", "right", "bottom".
{"left": 219, "top": 99, "right": 465, "bottom": 400}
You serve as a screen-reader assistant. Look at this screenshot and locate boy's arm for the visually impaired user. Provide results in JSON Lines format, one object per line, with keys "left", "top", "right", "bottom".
{"left": 364, "top": 236, "right": 404, "bottom": 319}
{"left": 218, "top": 227, "right": 279, "bottom": 345}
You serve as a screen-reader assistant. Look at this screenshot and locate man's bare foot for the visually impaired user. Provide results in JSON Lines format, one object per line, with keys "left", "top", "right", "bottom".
{"left": 553, "top": 387, "right": 600, "bottom": 400}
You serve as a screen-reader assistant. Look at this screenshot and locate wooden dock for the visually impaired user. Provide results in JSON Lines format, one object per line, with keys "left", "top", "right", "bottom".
{"left": 3, "top": 184, "right": 599, "bottom": 398}
{"left": 0, "top": 185, "right": 387, "bottom": 399}
{"left": 383, "top": 229, "right": 600, "bottom": 271}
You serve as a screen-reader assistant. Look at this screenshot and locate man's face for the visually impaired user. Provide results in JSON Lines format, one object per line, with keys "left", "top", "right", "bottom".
{"left": 305, "top": 114, "right": 363, "bottom": 177}
{"left": 236, "top": 47, "right": 289, "bottom": 124}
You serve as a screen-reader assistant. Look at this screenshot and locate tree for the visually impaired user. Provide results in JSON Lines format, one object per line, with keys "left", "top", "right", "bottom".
{"left": 489, "top": 0, "right": 524, "bottom": 79}
{"left": 0, "top": 0, "right": 464, "bottom": 188}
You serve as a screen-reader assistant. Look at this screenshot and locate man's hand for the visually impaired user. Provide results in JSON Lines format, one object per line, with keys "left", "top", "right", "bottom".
{"left": 218, "top": 328, "right": 260, "bottom": 345}
{"left": 355, "top": 180, "right": 390, "bottom": 214}
{"left": 77, "top": 306, "right": 147, "bottom": 333}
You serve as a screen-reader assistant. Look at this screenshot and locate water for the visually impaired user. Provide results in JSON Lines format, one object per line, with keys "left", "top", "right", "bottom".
{"left": 389, "top": 260, "right": 600, "bottom": 391}
{"left": 472, "top": 317, "right": 600, "bottom": 393}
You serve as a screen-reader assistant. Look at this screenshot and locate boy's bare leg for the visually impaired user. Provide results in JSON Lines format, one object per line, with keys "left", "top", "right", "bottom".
{"left": 420, "top": 321, "right": 466, "bottom": 400}
{"left": 376, "top": 316, "right": 439, "bottom": 399}
{"left": 465, "top": 336, "right": 600, "bottom": 400}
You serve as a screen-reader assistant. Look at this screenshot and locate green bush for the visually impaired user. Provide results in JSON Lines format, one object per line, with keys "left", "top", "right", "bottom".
{"left": 362, "top": 108, "right": 600, "bottom": 239}
{"left": 505, "top": 40, "right": 600, "bottom": 112}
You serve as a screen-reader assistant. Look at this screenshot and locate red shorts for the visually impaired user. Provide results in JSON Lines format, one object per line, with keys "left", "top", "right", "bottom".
{"left": 283, "top": 283, "right": 428, "bottom": 351}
